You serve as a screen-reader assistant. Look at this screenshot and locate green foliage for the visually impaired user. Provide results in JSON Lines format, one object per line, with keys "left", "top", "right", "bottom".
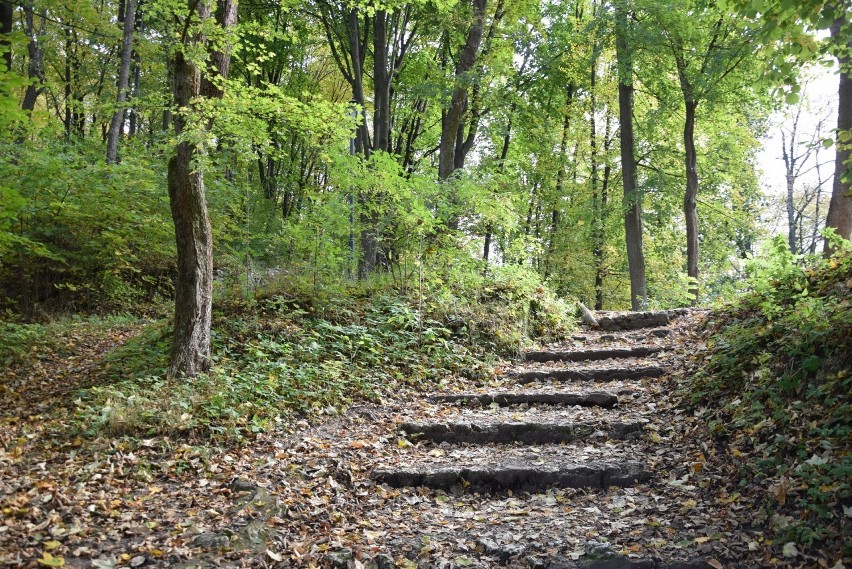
{"left": 72, "top": 271, "right": 574, "bottom": 440}
{"left": 0, "top": 140, "right": 175, "bottom": 315}
{"left": 682, "top": 238, "right": 852, "bottom": 552}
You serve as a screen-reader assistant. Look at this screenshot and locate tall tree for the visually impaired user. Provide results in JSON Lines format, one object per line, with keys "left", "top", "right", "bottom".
{"left": 20, "top": 4, "right": 46, "bottom": 115}
{"left": 438, "top": 0, "right": 487, "bottom": 181}
{"left": 0, "top": 1, "right": 12, "bottom": 73}
{"left": 727, "top": 0, "right": 850, "bottom": 251}
{"left": 167, "top": 0, "right": 238, "bottom": 378}
{"left": 823, "top": 12, "right": 851, "bottom": 249}
{"left": 106, "top": 0, "right": 138, "bottom": 163}
{"left": 614, "top": 0, "right": 646, "bottom": 310}
{"left": 654, "top": 3, "right": 756, "bottom": 303}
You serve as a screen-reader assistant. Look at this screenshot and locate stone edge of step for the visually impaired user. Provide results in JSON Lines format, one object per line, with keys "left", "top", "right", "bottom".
{"left": 399, "top": 420, "right": 646, "bottom": 444}
{"left": 371, "top": 461, "right": 651, "bottom": 491}
{"left": 512, "top": 366, "right": 666, "bottom": 383}
{"left": 524, "top": 346, "right": 663, "bottom": 363}
{"left": 428, "top": 392, "right": 618, "bottom": 407}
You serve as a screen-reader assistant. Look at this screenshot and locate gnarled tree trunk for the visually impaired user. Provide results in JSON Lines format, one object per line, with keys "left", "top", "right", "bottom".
{"left": 167, "top": 0, "right": 237, "bottom": 379}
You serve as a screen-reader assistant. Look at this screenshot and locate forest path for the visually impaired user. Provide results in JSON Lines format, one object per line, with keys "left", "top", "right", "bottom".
{"left": 231, "top": 308, "right": 746, "bottom": 569}
{"left": 1, "top": 310, "right": 762, "bottom": 569}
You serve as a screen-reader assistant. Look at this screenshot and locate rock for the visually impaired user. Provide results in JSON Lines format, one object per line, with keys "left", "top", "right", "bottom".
{"left": 192, "top": 532, "right": 230, "bottom": 549}
{"left": 579, "top": 303, "right": 599, "bottom": 327}
{"left": 230, "top": 478, "right": 257, "bottom": 492}
{"left": 578, "top": 557, "right": 655, "bottom": 569}
{"left": 477, "top": 538, "right": 526, "bottom": 563}
{"left": 326, "top": 548, "right": 354, "bottom": 568}
{"left": 368, "top": 553, "right": 396, "bottom": 569}
{"left": 584, "top": 541, "right": 614, "bottom": 558}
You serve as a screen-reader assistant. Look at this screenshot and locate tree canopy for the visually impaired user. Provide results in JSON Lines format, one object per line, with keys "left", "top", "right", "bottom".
{"left": 0, "top": 0, "right": 847, "bottom": 374}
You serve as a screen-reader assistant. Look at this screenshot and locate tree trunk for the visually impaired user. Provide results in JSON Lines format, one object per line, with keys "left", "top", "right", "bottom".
{"left": 21, "top": 8, "right": 46, "bottom": 114}
{"left": 128, "top": 49, "right": 141, "bottom": 136}
{"left": 106, "top": 0, "right": 137, "bottom": 164}
{"left": 347, "top": 7, "right": 370, "bottom": 156}
{"left": 683, "top": 99, "right": 699, "bottom": 304}
{"left": 64, "top": 28, "right": 73, "bottom": 137}
{"left": 1, "top": 0, "right": 12, "bottom": 73}
{"left": 782, "top": 128, "right": 798, "bottom": 254}
{"left": 438, "top": 0, "right": 486, "bottom": 181}
{"left": 590, "top": 48, "right": 605, "bottom": 310}
{"left": 372, "top": 9, "right": 390, "bottom": 153}
{"left": 167, "top": 0, "right": 237, "bottom": 379}
{"left": 544, "top": 85, "right": 575, "bottom": 278}
{"left": 615, "top": 3, "right": 647, "bottom": 310}
{"left": 824, "top": 15, "right": 851, "bottom": 252}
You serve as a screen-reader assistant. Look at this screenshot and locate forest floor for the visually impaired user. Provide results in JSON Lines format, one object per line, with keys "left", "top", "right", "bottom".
{"left": 0, "top": 311, "right": 843, "bottom": 569}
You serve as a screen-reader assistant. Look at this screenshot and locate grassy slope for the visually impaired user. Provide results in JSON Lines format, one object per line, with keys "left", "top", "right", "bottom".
{"left": 679, "top": 244, "right": 851, "bottom": 560}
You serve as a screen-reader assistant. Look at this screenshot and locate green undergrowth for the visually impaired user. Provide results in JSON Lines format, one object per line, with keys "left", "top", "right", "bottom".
{"left": 682, "top": 235, "right": 851, "bottom": 556}
{"left": 69, "top": 267, "right": 574, "bottom": 442}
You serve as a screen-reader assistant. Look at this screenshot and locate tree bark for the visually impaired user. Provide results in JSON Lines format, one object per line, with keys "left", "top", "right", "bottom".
{"left": 544, "top": 85, "right": 575, "bottom": 278}
{"left": 373, "top": 9, "right": 390, "bottom": 153}
{"left": 824, "top": 15, "right": 851, "bottom": 252}
{"left": 438, "top": 0, "right": 486, "bottom": 181}
{"left": 167, "top": 0, "right": 237, "bottom": 379}
{"left": 128, "top": 50, "right": 141, "bottom": 136}
{"left": 683, "top": 99, "right": 699, "bottom": 304}
{"left": 21, "top": 6, "right": 47, "bottom": 114}
{"left": 781, "top": 127, "right": 798, "bottom": 254}
{"left": 1, "top": 0, "right": 12, "bottom": 73}
{"left": 615, "top": 3, "right": 647, "bottom": 310}
{"left": 106, "top": 0, "right": 137, "bottom": 164}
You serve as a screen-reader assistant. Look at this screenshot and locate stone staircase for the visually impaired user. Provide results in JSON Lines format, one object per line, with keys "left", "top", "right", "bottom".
{"left": 368, "top": 310, "right": 714, "bottom": 569}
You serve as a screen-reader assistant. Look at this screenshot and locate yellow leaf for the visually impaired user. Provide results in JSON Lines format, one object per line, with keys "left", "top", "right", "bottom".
{"left": 681, "top": 499, "right": 697, "bottom": 511}
{"left": 37, "top": 553, "right": 65, "bottom": 567}
{"left": 694, "top": 537, "right": 711, "bottom": 544}
{"left": 44, "top": 541, "right": 61, "bottom": 551}
{"left": 397, "top": 438, "right": 410, "bottom": 448}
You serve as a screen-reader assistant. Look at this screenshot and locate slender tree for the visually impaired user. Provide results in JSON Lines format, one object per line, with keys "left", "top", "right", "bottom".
{"left": 614, "top": 0, "right": 646, "bottom": 310}
{"left": 106, "top": 0, "right": 137, "bottom": 163}
{"left": 655, "top": 4, "right": 755, "bottom": 303}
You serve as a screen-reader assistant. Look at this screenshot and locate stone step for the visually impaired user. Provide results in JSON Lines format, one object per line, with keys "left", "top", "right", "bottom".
{"left": 594, "top": 309, "right": 688, "bottom": 331}
{"left": 524, "top": 346, "right": 664, "bottom": 363}
{"left": 400, "top": 420, "right": 646, "bottom": 444}
{"left": 534, "top": 555, "right": 714, "bottom": 569}
{"left": 372, "top": 460, "right": 650, "bottom": 492}
{"left": 429, "top": 391, "right": 618, "bottom": 408}
{"left": 513, "top": 365, "right": 665, "bottom": 383}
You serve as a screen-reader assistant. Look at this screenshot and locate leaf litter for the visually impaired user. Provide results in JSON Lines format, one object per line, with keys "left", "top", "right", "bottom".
{"left": 0, "top": 312, "right": 845, "bottom": 568}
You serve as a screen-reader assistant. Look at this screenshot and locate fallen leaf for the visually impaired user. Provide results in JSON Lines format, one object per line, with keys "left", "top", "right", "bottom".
{"left": 782, "top": 543, "right": 798, "bottom": 558}
{"left": 37, "top": 553, "right": 65, "bottom": 567}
